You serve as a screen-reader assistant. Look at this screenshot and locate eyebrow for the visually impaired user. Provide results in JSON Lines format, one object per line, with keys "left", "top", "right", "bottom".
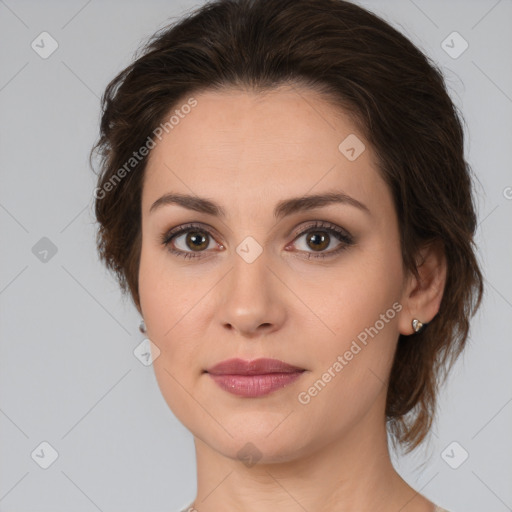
{"left": 149, "top": 190, "right": 371, "bottom": 219}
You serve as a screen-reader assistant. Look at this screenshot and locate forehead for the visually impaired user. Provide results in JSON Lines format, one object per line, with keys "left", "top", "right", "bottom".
{"left": 142, "top": 85, "right": 386, "bottom": 215}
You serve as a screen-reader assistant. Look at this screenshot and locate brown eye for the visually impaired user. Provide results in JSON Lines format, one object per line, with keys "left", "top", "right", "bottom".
{"left": 290, "top": 221, "right": 354, "bottom": 259}
{"left": 161, "top": 223, "right": 221, "bottom": 259}
{"left": 171, "top": 229, "right": 213, "bottom": 253}
{"left": 305, "top": 231, "right": 330, "bottom": 252}
{"left": 183, "top": 231, "right": 209, "bottom": 251}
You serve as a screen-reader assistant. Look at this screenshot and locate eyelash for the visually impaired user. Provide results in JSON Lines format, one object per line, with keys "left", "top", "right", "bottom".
{"left": 160, "top": 221, "right": 354, "bottom": 260}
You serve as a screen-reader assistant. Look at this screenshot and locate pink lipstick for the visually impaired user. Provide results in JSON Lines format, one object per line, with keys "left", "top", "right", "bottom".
{"left": 205, "top": 358, "right": 306, "bottom": 397}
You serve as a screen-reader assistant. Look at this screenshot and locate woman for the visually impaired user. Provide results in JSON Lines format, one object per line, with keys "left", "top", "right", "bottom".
{"left": 91, "top": 1, "right": 483, "bottom": 510}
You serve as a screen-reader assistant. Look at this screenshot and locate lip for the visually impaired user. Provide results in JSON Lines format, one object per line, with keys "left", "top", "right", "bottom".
{"left": 205, "top": 358, "right": 306, "bottom": 397}
{"left": 206, "top": 357, "right": 305, "bottom": 375}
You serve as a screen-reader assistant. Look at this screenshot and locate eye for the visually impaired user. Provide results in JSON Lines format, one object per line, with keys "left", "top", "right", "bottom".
{"left": 161, "top": 223, "right": 222, "bottom": 259}
{"left": 288, "top": 221, "right": 354, "bottom": 259}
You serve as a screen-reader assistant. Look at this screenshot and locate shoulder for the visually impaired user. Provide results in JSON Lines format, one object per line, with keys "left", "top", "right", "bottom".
{"left": 434, "top": 506, "right": 452, "bottom": 512}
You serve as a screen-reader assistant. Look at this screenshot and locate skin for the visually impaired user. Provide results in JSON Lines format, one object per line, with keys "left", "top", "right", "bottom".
{"left": 138, "top": 85, "right": 447, "bottom": 512}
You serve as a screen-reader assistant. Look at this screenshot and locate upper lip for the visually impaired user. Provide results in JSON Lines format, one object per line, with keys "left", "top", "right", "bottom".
{"left": 206, "top": 358, "right": 305, "bottom": 375}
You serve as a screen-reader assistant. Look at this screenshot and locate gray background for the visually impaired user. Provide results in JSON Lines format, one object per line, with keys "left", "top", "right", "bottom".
{"left": 0, "top": 0, "right": 511, "bottom": 511}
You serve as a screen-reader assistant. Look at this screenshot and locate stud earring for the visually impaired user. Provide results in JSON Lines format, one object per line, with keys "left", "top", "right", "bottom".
{"left": 412, "top": 318, "right": 425, "bottom": 333}
{"left": 139, "top": 319, "right": 147, "bottom": 334}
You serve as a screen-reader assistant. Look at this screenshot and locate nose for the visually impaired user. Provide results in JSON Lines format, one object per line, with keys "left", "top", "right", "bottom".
{"left": 216, "top": 248, "right": 287, "bottom": 338}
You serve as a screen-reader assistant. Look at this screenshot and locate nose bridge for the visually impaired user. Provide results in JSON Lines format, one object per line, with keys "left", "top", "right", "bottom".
{"left": 228, "top": 240, "right": 273, "bottom": 304}
{"left": 216, "top": 239, "right": 285, "bottom": 334}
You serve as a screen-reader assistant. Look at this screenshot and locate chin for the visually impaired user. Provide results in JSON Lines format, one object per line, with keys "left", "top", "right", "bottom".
{"left": 193, "top": 419, "right": 315, "bottom": 466}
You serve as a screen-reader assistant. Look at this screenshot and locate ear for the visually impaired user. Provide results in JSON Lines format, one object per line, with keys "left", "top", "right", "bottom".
{"left": 398, "top": 241, "right": 447, "bottom": 336}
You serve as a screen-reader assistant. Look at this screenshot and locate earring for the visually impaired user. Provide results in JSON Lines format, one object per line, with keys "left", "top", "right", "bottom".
{"left": 139, "top": 319, "right": 147, "bottom": 334}
{"left": 412, "top": 318, "right": 425, "bottom": 333}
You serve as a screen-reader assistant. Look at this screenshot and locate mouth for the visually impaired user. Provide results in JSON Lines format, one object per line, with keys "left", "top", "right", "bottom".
{"left": 205, "top": 358, "right": 306, "bottom": 397}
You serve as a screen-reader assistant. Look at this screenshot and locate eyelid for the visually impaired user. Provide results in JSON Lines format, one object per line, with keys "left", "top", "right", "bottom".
{"left": 161, "top": 222, "right": 222, "bottom": 245}
{"left": 289, "top": 220, "right": 353, "bottom": 243}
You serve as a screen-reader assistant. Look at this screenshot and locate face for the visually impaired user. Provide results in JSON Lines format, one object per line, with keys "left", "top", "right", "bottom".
{"left": 139, "top": 85, "right": 409, "bottom": 463}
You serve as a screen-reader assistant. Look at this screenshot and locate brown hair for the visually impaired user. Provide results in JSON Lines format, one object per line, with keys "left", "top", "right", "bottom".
{"left": 91, "top": 0, "right": 484, "bottom": 453}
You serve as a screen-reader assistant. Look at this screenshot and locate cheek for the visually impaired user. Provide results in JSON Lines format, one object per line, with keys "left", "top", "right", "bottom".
{"left": 294, "top": 268, "right": 402, "bottom": 436}
{"left": 305, "top": 243, "right": 403, "bottom": 342}
{"left": 139, "top": 246, "right": 205, "bottom": 421}
{"left": 296, "top": 237, "right": 404, "bottom": 393}
{"left": 139, "top": 246, "right": 184, "bottom": 361}
{"left": 139, "top": 242, "right": 189, "bottom": 333}
{"left": 138, "top": 243, "right": 211, "bottom": 372}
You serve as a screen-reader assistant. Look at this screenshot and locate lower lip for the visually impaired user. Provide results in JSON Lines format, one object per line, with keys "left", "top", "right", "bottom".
{"left": 207, "top": 372, "right": 304, "bottom": 397}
